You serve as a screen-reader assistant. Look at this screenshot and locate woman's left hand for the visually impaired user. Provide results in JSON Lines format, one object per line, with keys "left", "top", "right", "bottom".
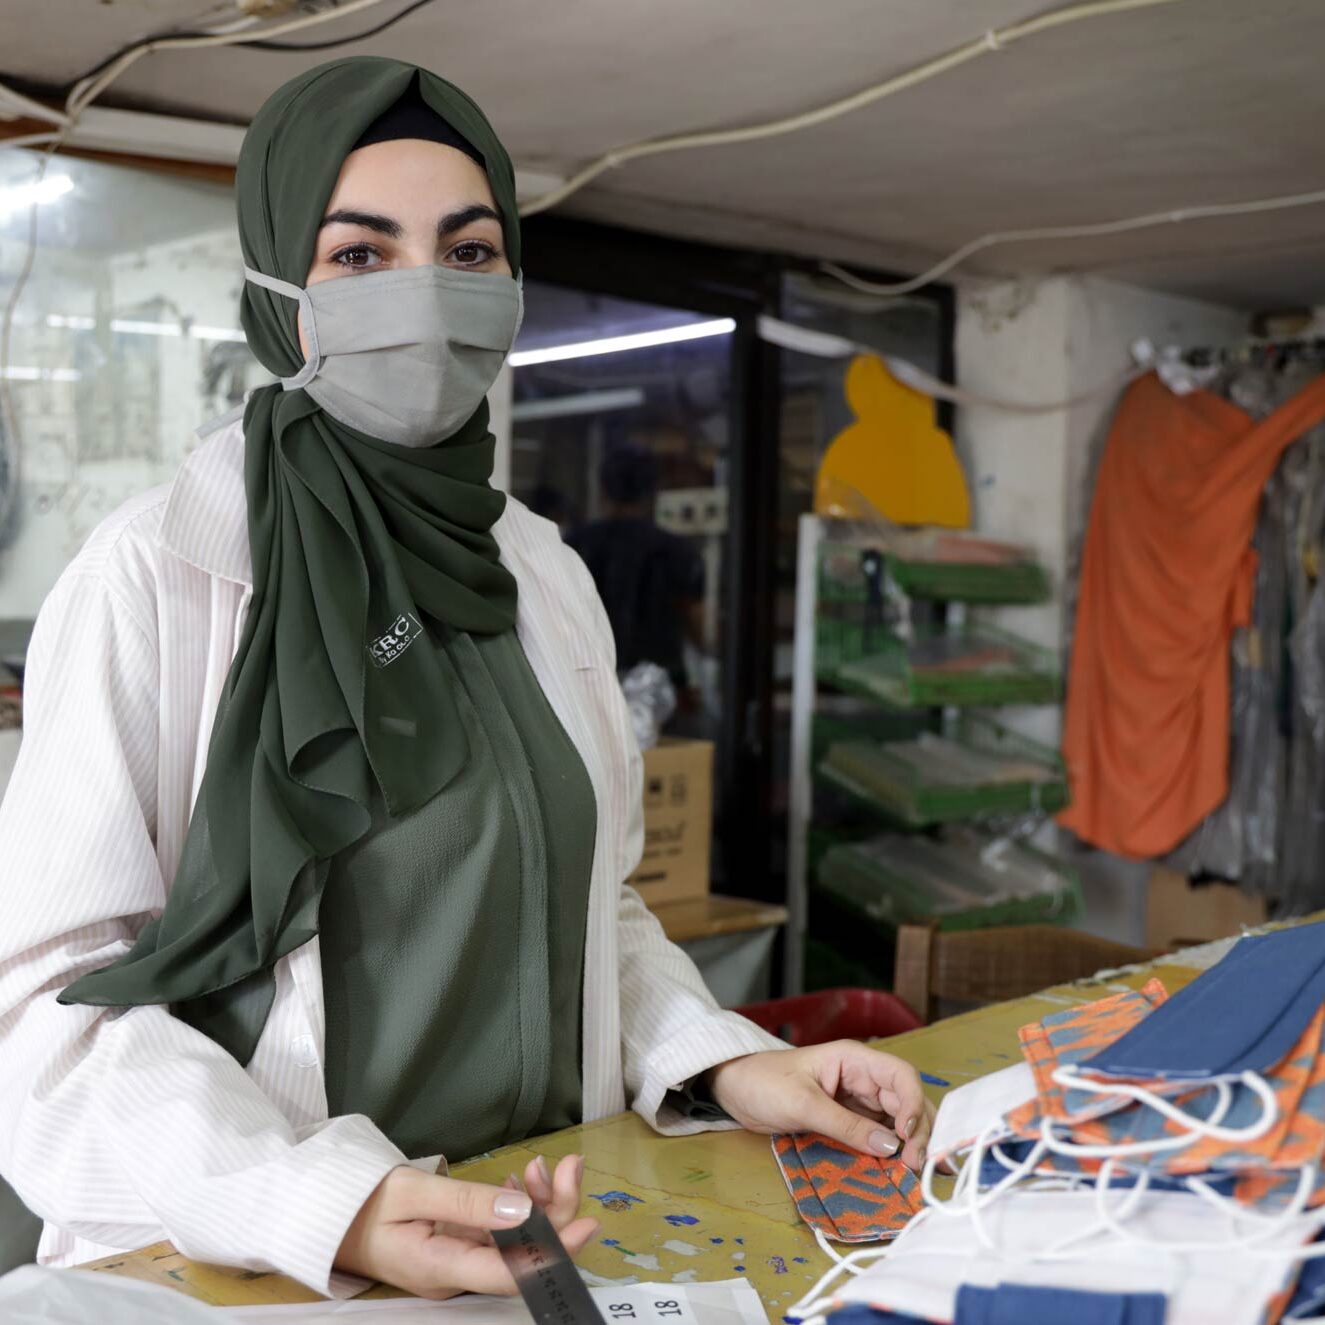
{"left": 704, "top": 1042, "right": 935, "bottom": 1171}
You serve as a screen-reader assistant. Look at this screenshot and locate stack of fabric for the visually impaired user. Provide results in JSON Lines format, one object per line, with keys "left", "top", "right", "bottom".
{"left": 782, "top": 920, "right": 1325, "bottom": 1325}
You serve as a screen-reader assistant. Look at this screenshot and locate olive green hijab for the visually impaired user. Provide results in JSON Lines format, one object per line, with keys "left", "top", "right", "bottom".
{"left": 61, "top": 58, "right": 523, "bottom": 1062}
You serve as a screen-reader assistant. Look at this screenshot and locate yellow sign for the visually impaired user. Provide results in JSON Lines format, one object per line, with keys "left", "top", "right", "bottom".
{"left": 815, "top": 355, "right": 970, "bottom": 529}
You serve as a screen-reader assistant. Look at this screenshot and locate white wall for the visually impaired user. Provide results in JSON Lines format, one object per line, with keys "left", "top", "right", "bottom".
{"left": 955, "top": 274, "right": 1246, "bottom": 942}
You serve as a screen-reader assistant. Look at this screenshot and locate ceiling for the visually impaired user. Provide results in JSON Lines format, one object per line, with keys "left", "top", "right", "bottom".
{"left": 7, "top": 0, "right": 1325, "bottom": 311}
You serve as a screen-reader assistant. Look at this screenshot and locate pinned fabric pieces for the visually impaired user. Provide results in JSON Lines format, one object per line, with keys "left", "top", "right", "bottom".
{"left": 773, "top": 1132, "right": 924, "bottom": 1243}
{"left": 1061, "top": 370, "right": 1325, "bottom": 858}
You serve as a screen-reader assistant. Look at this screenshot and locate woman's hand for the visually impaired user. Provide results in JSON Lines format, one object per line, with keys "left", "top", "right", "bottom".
{"left": 705, "top": 1042, "right": 936, "bottom": 1171}
{"left": 335, "top": 1154, "right": 599, "bottom": 1298}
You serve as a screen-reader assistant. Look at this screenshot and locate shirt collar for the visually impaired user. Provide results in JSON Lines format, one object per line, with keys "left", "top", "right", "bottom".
{"left": 156, "top": 417, "right": 254, "bottom": 588}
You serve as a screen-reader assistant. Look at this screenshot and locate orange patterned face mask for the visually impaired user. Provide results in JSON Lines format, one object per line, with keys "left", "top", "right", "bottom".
{"left": 1004, "top": 979, "right": 1172, "bottom": 1135}
{"left": 996, "top": 981, "right": 1325, "bottom": 1202}
{"left": 773, "top": 1132, "right": 924, "bottom": 1243}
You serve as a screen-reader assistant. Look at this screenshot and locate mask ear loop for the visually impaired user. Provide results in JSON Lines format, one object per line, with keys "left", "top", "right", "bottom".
{"left": 1091, "top": 1154, "right": 1325, "bottom": 1257}
{"left": 243, "top": 266, "right": 321, "bottom": 391}
{"left": 788, "top": 1232, "right": 907, "bottom": 1323}
{"left": 1050, "top": 1064, "right": 1278, "bottom": 1148}
{"left": 929, "top": 1080, "right": 1239, "bottom": 1261}
{"left": 1183, "top": 1165, "right": 1316, "bottom": 1227}
{"left": 789, "top": 1202, "right": 945, "bottom": 1325}
{"left": 811, "top": 1226, "right": 878, "bottom": 1275}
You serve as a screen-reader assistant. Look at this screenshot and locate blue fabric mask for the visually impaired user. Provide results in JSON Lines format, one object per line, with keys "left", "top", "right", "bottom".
{"left": 955, "top": 1283, "right": 1167, "bottom": 1325}
{"left": 1083, "top": 921, "right": 1325, "bottom": 1080}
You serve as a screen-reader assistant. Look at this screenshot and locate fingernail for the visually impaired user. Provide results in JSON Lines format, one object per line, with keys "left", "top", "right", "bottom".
{"left": 505, "top": 1173, "right": 521, "bottom": 1190}
{"left": 868, "top": 1128, "right": 899, "bottom": 1155}
{"left": 902, "top": 1115, "right": 917, "bottom": 1139}
{"left": 495, "top": 1192, "right": 533, "bottom": 1222}
{"left": 536, "top": 1155, "right": 552, "bottom": 1186}
{"left": 915, "top": 1146, "right": 927, "bottom": 1170}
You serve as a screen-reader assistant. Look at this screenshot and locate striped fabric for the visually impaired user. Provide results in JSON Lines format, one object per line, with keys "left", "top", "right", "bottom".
{"left": 0, "top": 420, "right": 784, "bottom": 1296}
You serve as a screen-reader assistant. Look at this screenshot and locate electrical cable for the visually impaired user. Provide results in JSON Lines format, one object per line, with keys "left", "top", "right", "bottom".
{"left": 59, "top": 0, "right": 432, "bottom": 89}
{"left": 821, "top": 184, "right": 1325, "bottom": 297}
{"left": 63, "top": 0, "right": 396, "bottom": 119}
{"left": 243, "top": 0, "right": 438, "bottom": 50}
{"left": 0, "top": 133, "right": 63, "bottom": 152}
{"left": 517, "top": 0, "right": 1190, "bottom": 217}
{"left": 757, "top": 313, "right": 1151, "bottom": 414}
{"left": 0, "top": 0, "right": 1317, "bottom": 485}
{"left": 0, "top": 84, "right": 71, "bottom": 126}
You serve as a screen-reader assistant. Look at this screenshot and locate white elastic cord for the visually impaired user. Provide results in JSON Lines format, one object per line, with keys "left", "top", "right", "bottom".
{"left": 1183, "top": 1166, "right": 1314, "bottom": 1228}
{"left": 788, "top": 1238, "right": 895, "bottom": 1319}
{"left": 242, "top": 265, "right": 320, "bottom": 390}
{"left": 811, "top": 1226, "right": 872, "bottom": 1274}
{"left": 1090, "top": 1155, "right": 1325, "bottom": 1257}
{"left": 1051, "top": 1064, "right": 1279, "bottom": 1146}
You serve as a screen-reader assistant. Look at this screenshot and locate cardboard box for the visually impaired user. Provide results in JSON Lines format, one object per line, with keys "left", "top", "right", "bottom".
{"left": 1146, "top": 865, "right": 1267, "bottom": 952}
{"left": 628, "top": 738, "right": 713, "bottom": 906}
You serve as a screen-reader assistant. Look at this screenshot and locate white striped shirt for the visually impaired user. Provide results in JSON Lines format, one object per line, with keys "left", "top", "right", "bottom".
{"left": 0, "top": 419, "right": 783, "bottom": 1295}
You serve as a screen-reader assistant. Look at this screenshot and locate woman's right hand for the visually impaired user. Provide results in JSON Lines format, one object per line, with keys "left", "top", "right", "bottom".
{"left": 335, "top": 1154, "right": 599, "bottom": 1298}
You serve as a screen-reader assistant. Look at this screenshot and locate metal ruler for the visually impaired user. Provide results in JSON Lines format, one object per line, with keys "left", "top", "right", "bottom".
{"left": 493, "top": 1206, "right": 607, "bottom": 1325}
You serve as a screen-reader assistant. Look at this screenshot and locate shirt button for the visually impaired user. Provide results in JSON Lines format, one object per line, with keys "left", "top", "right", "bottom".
{"left": 290, "top": 1034, "right": 319, "bottom": 1067}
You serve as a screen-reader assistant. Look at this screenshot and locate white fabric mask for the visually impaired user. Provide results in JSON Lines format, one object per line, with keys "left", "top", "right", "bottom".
{"left": 810, "top": 1189, "right": 1319, "bottom": 1325}
{"left": 928, "top": 1061, "right": 1034, "bottom": 1163}
{"left": 244, "top": 263, "right": 524, "bottom": 447}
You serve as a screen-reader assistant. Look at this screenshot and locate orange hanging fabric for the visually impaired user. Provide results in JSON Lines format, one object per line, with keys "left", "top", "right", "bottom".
{"left": 1060, "top": 370, "right": 1325, "bottom": 858}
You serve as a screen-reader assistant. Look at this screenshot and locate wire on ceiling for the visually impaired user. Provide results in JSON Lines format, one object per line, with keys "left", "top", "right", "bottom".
{"left": 516, "top": 0, "right": 1191, "bottom": 217}
{"left": 57, "top": 0, "right": 437, "bottom": 89}
{"left": 758, "top": 315, "right": 1150, "bottom": 414}
{"left": 820, "top": 186, "right": 1325, "bottom": 297}
{"left": 0, "top": 0, "right": 1322, "bottom": 482}
{"left": 61, "top": 0, "right": 399, "bottom": 121}
{"left": 241, "top": 0, "right": 438, "bottom": 50}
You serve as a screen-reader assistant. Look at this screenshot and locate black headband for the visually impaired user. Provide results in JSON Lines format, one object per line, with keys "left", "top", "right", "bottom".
{"left": 351, "top": 75, "right": 486, "bottom": 169}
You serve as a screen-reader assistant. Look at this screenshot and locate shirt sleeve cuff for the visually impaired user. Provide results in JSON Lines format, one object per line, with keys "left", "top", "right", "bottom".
{"left": 267, "top": 1120, "right": 408, "bottom": 1299}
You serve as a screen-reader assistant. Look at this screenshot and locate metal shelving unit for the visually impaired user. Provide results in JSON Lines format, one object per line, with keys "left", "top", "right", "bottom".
{"left": 783, "top": 513, "right": 1071, "bottom": 995}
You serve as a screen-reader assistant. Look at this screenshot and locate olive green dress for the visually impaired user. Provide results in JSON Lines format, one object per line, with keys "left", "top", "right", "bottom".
{"left": 318, "top": 629, "right": 596, "bottom": 1160}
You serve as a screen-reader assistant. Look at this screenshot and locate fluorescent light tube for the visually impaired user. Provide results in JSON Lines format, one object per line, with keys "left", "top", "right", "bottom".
{"left": 509, "top": 318, "right": 735, "bottom": 368}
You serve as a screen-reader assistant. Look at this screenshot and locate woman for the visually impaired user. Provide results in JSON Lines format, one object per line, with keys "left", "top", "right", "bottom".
{"left": 0, "top": 57, "right": 932, "bottom": 1300}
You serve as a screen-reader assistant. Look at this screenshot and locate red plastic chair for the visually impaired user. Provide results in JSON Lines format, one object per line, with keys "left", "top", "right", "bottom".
{"left": 735, "top": 988, "right": 921, "bottom": 1047}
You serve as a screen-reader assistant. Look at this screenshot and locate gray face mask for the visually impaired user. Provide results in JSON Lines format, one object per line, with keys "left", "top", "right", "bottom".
{"left": 244, "top": 264, "right": 523, "bottom": 447}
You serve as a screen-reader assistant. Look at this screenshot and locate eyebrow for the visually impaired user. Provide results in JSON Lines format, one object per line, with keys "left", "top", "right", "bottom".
{"left": 318, "top": 203, "right": 503, "bottom": 241}
{"left": 320, "top": 209, "right": 402, "bottom": 238}
{"left": 437, "top": 203, "right": 503, "bottom": 238}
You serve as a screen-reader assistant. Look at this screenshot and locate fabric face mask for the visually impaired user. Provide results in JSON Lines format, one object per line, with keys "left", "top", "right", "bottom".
{"left": 821, "top": 1188, "right": 1316, "bottom": 1325}
{"left": 1081, "top": 920, "right": 1325, "bottom": 1082}
{"left": 773, "top": 1131, "right": 924, "bottom": 1243}
{"left": 244, "top": 263, "right": 524, "bottom": 447}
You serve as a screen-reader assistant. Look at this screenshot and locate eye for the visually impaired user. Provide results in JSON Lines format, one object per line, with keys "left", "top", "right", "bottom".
{"left": 329, "top": 243, "right": 383, "bottom": 271}
{"left": 445, "top": 240, "right": 499, "bottom": 268}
